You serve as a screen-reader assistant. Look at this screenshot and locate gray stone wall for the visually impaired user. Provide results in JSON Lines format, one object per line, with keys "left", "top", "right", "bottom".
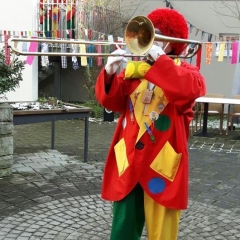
{"left": 0, "top": 103, "right": 14, "bottom": 177}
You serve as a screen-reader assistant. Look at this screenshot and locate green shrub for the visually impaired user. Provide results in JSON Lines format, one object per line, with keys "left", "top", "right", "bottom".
{"left": 81, "top": 100, "right": 104, "bottom": 118}
{"left": 0, "top": 48, "right": 25, "bottom": 96}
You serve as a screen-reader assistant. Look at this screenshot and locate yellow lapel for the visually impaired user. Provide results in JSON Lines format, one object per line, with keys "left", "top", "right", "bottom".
{"left": 130, "top": 80, "right": 168, "bottom": 142}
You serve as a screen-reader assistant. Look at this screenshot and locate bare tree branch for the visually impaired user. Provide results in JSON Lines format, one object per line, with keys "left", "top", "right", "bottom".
{"left": 211, "top": 0, "right": 240, "bottom": 29}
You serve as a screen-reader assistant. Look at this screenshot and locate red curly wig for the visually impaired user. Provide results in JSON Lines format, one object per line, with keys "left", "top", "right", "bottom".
{"left": 147, "top": 8, "right": 189, "bottom": 55}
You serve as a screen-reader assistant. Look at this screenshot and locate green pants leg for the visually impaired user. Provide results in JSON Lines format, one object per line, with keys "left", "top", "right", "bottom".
{"left": 110, "top": 184, "right": 145, "bottom": 240}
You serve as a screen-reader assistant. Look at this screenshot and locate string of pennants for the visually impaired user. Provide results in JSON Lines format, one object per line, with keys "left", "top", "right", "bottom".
{"left": 0, "top": 29, "right": 122, "bottom": 69}
{"left": 0, "top": 28, "right": 116, "bottom": 43}
{"left": 165, "top": 0, "right": 217, "bottom": 42}
{"left": 1, "top": 30, "right": 240, "bottom": 69}
{"left": 203, "top": 42, "right": 240, "bottom": 65}
{"left": 165, "top": 0, "right": 240, "bottom": 67}
{"left": 1, "top": 0, "right": 240, "bottom": 69}
{"left": 0, "top": 28, "right": 115, "bottom": 41}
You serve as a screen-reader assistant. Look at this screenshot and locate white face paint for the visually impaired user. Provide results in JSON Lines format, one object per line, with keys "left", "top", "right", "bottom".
{"left": 153, "top": 29, "right": 172, "bottom": 54}
{"left": 154, "top": 29, "right": 164, "bottom": 49}
{"left": 153, "top": 41, "right": 171, "bottom": 53}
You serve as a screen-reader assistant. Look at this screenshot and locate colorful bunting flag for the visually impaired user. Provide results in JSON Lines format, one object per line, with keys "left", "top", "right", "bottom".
{"left": 26, "top": 38, "right": 38, "bottom": 65}
{"left": 205, "top": 43, "right": 213, "bottom": 64}
{"left": 218, "top": 42, "right": 226, "bottom": 62}
{"left": 231, "top": 41, "right": 239, "bottom": 64}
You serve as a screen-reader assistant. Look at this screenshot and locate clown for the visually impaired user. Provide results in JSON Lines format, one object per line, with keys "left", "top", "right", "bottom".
{"left": 95, "top": 8, "right": 206, "bottom": 240}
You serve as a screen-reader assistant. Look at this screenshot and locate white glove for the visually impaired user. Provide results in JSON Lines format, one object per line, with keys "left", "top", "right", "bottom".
{"left": 147, "top": 44, "right": 165, "bottom": 61}
{"left": 105, "top": 48, "right": 127, "bottom": 75}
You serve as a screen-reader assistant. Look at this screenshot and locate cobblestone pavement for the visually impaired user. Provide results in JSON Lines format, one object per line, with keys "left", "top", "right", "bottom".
{"left": 0, "top": 119, "right": 240, "bottom": 239}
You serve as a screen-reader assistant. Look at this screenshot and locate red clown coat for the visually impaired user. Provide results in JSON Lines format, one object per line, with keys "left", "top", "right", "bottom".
{"left": 95, "top": 55, "right": 206, "bottom": 210}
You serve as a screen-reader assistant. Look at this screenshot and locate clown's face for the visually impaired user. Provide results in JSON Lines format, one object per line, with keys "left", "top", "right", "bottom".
{"left": 153, "top": 41, "right": 173, "bottom": 55}
{"left": 154, "top": 29, "right": 173, "bottom": 54}
{"left": 163, "top": 43, "right": 173, "bottom": 54}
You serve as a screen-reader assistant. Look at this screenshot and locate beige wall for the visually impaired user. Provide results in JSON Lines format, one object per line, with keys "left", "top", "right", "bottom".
{"left": 0, "top": 0, "right": 38, "bottom": 102}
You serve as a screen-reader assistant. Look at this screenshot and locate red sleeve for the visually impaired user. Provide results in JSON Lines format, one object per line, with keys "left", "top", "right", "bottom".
{"left": 144, "top": 55, "right": 206, "bottom": 113}
{"left": 95, "top": 68, "right": 130, "bottom": 113}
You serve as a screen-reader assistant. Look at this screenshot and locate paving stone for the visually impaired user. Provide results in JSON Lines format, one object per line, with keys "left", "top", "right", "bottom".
{"left": 0, "top": 121, "right": 239, "bottom": 239}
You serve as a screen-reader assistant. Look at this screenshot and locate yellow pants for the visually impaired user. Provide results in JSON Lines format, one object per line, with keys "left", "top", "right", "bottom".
{"left": 144, "top": 192, "right": 181, "bottom": 240}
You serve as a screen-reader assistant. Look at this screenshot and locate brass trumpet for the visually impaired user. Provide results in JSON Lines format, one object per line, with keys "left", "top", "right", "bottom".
{"left": 8, "top": 16, "right": 201, "bottom": 58}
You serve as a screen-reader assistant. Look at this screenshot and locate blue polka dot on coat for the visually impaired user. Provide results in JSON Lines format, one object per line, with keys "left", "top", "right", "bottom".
{"left": 148, "top": 177, "right": 166, "bottom": 194}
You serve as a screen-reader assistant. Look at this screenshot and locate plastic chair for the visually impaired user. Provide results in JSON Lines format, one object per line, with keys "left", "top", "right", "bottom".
{"left": 196, "top": 93, "right": 225, "bottom": 134}
{"left": 226, "top": 95, "right": 240, "bottom": 135}
{"left": 191, "top": 102, "right": 201, "bottom": 134}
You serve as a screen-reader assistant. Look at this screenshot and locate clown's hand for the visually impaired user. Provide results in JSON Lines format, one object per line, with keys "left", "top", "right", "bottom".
{"left": 147, "top": 45, "right": 165, "bottom": 61}
{"left": 105, "top": 48, "right": 127, "bottom": 75}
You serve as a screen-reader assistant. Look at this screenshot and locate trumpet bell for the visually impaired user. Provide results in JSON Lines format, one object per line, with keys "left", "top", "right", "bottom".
{"left": 125, "top": 16, "right": 155, "bottom": 55}
{"left": 124, "top": 15, "right": 202, "bottom": 58}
